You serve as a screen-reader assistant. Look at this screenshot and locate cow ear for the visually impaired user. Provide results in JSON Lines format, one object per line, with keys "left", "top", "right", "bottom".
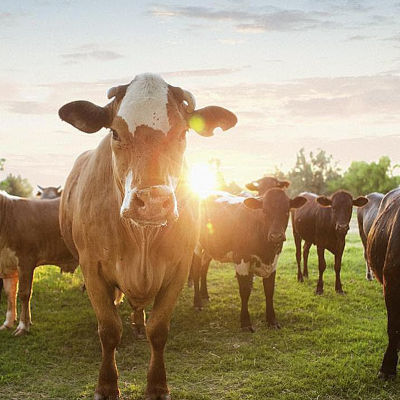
{"left": 189, "top": 106, "right": 237, "bottom": 137}
{"left": 244, "top": 197, "right": 263, "bottom": 210}
{"left": 59, "top": 101, "right": 111, "bottom": 133}
{"left": 317, "top": 196, "right": 332, "bottom": 207}
{"left": 246, "top": 181, "right": 259, "bottom": 191}
{"left": 353, "top": 196, "right": 368, "bottom": 207}
{"left": 290, "top": 196, "right": 307, "bottom": 209}
{"left": 35, "top": 191, "right": 41, "bottom": 197}
{"left": 278, "top": 180, "right": 290, "bottom": 188}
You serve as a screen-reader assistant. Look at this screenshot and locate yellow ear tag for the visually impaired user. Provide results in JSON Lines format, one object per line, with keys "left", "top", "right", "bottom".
{"left": 189, "top": 115, "right": 205, "bottom": 133}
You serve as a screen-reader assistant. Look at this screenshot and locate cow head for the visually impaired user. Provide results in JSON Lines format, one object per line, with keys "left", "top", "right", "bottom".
{"left": 59, "top": 74, "right": 237, "bottom": 226}
{"left": 246, "top": 177, "right": 290, "bottom": 196}
{"left": 244, "top": 188, "right": 306, "bottom": 243}
{"left": 317, "top": 191, "right": 368, "bottom": 237}
{"left": 36, "top": 185, "right": 62, "bottom": 199}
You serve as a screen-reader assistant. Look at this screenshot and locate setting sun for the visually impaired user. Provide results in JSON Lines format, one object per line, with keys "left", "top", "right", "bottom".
{"left": 187, "top": 163, "right": 218, "bottom": 198}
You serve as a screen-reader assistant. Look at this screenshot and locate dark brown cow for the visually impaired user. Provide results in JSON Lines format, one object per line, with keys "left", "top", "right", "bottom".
{"left": 357, "top": 192, "right": 384, "bottom": 280}
{"left": 0, "top": 191, "right": 77, "bottom": 335}
{"left": 292, "top": 191, "right": 368, "bottom": 294}
{"left": 246, "top": 176, "right": 290, "bottom": 196}
{"left": 58, "top": 73, "right": 237, "bottom": 400}
{"left": 367, "top": 188, "right": 400, "bottom": 380}
{"left": 191, "top": 177, "right": 291, "bottom": 301}
{"left": 192, "top": 189, "right": 306, "bottom": 331}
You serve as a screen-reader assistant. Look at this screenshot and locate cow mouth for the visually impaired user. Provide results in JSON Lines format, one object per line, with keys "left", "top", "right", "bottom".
{"left": 130, "top": 217, "right": 168, "bottom": 227}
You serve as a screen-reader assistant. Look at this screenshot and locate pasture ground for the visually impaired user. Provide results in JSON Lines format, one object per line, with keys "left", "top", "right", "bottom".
{"left": 1, "top": 229, "right": 399, "bottom": 399}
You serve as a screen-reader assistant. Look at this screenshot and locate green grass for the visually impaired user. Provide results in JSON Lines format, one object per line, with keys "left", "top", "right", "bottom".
{"left": 1, "top": 228, "right": 399, "bottom": 399}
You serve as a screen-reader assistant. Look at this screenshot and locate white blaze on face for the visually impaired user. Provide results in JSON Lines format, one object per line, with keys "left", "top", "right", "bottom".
{"left": 120, "top": 170, "right": 135, "bottom": 217}
{"left": 117, "top": 74, "right": 170, "bottom": 135}
{"left": 235, "top": 259, "right": 251, "bottom": 276}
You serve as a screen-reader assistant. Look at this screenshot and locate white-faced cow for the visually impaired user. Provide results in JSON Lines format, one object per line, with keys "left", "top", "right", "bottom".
{"left": 192, "top": 189, "right": 306, "bottom": 331}
{"left": 0, "top": 190, "right": 77, "bottom": 335}
{"left": 58, "top": 73, "right": 237, "bottom": 400}
{"left": 367, "top": 188, "right": 400, "bottom": 380}
{"left": 292, "top": 191, "right": 368, "bottom": 294}
{"left": 357, "top": 192, "right": 384, "bottom": 281}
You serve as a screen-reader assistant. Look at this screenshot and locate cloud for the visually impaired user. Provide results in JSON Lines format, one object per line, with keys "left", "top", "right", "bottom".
{"left": 4, "top": 101, "right": 55, "bottom": 115}
{"left": 346, "top": 35, "right": 372, "bottom": 41}
{"left": 61, "top": 50, "right": 123, "bottom": 64}
{"left": 149, "top": 5, "right": 339, "bottom": 32}
{"left": 161, "top": 67, "right": 246, "bottom": 78}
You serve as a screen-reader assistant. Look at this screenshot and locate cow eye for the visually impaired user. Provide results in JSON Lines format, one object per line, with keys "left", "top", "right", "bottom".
{"left": 110, "top": 129, "right": 120, "bottom": 141}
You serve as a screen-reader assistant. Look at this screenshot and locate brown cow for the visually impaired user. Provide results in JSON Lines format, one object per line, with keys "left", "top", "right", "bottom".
{"left": 246, "top": 176, "right": 290, "bottom": 196}
{"left": 367, "top": 188, "right": 400, "bottom": 380}
{"left": 192, "top": 189, "right": 306, "bottom": 331}
{"left": 58, "top": 73, "right": 237, "bottom": 400}
{"left": 292, "top": 191, "right": 367, "bottom": 294}
{"left": 357, "top": 192, "right": 384, "bottom": 280}
{"left": 192, "top": 177, "right": 291, "bottom": 307}
{"left": 0, "top": 190, "right": 77, "bottom": 335}
{"left": 36, "top": 185, "right": 62, "bottom": 199}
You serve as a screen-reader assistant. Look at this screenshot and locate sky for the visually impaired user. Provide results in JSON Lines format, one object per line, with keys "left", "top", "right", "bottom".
{"left": 0, "top": 0, "right": 399, "bottom": 188}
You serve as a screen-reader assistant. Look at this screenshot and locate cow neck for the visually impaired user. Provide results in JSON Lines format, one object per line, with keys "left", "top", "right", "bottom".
{"left": 0, "top": 194, "right": 12, "bottom": 245}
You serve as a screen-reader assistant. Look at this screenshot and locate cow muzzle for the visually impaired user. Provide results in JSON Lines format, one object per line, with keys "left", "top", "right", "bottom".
{"left": 121, "top": 185, "right": 178, "bottom": 226}
{"left": 335, "top": 223, "right": 349, "bottom": 235}
{"left": 268, "top": 232, "right": 286, "bottom": 243}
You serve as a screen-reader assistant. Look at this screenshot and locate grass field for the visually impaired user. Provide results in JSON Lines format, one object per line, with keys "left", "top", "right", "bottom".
{"left": 1, "top": 228, "right": 399, "bottom": 400}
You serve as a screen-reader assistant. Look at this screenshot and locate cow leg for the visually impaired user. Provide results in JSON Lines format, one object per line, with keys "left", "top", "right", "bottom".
{"left": 236, "top": 261, "right": 254, "bottom": 332}
{"left": 316, "top": 247, "right": 326, "bottom": 295}
{"left": 200, "top": 256, "right": 211, "bottom": 302}
{"left": 145, "top": 281, "right": 185, "bottom": 400}
{"left": 303, "top": 242, "right": 311, "bottom": 279}
{"left": 14, "top": 264, "right": 34, "bottom": 336}
{"left": 334, "top": 245, "right": 345, "bottom": 294}
{"left": 192, "top": 253, "right": 203, "bottom": 310}
{"left": 0, "top": 274, "right": 18, "bottom": 330}
{"left": 378, "top": 278, "right": 400, "bottom": 380}
{"left": 294, "top": 233, "right": 303, "bottom": 282}
{"left": 366, "top": 262, "right": 374, "bottom": 281}
{"left": 263, "top": 271, "right": 280, "bottom": 329}
{"left": 187, "top": 264, "right": 193, "bottom": 288}
{"left": 131, "top": 308, "right": 146, "bottom": 339}
{"left": 84, "top": 274, "right": 122, "bottom": 400}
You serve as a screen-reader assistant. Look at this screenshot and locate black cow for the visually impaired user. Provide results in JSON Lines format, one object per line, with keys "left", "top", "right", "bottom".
{"left": 246, "top": 176, "right": 290, "bottom": 196}
{"left": 367, "top": 187, "right": 400, "bottom": 380}
{"left": 357, "top": 192, "right": 384, "bottom": 280}
{"left": 193, "top": 189, "right": 306, "bottom": 331}
{"left": 292, "top": 191, "right": 368, "bottom": 294}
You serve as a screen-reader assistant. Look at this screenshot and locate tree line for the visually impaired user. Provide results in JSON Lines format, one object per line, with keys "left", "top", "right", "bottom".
{"left": 0, "top": 158, "right": 32, "bottom": 197}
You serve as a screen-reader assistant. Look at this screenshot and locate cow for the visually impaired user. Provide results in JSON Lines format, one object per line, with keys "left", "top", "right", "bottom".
{"left": 192, "top": 189, "right": 306, "bottom": 331}
{"left": 0, "top": 191, "right": 77, "bottom": 335}
{"left": 367, "top": 188, "right": 400, "bottom": 380}
{"left": 246, "top": 176, "right": 290, "bottom": 196}
{"left": 192, "top": 177, "right": 292, "bottom": 307}
{"left": 36, "top": 185, "right": 62, "bottom": 199}
{"left": 58, "top": 73, "right": 237, "bottom": 400}
{"left": 292, "top": 191, "right": 368, "bottom": 294}
{"left": 357, "top": 192, "right": 384, "bottom": 280}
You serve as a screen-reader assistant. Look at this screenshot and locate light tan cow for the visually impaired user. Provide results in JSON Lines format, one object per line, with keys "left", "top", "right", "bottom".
{"left": 0, "top": 190, "right": 77, "bottom": 335}
{"left": 58, "top": 73, "right": 237, "bottom": 400}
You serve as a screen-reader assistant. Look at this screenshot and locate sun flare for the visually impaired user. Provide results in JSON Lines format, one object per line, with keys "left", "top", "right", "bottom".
{"left": 187, "top": 163, "right": 218, "bottom": 198}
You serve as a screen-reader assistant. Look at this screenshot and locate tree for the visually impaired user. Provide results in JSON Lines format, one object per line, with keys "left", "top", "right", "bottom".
{"left": 0, "top": 158, "right": 5, "bottom": 171}
{"left": 0, "top": 173, "right": 33, "bottom": 197}
{"left": 278, "top": 148, "right": 341, "bottom": 196}
{"left": 336, "top": 156, "right": 400, "bottom": 196}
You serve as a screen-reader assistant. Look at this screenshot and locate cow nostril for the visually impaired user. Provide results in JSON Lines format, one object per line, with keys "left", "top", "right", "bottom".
{"left": 133, "top": 194, "right": 145, "bottom": 208}
{"left": 162, "top": 198, "right": 172, "bottom": 209}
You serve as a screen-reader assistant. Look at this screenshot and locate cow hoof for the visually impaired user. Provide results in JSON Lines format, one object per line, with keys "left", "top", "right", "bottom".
{"left": 145, "top": 393, "right": 171, "bottom": 400}
{"left": 336, "top": 290, "right": 345, "bottom": 295}
{"left": 94, "top": 393, "right": 120, "bottom": 400}
{"left": 201, "top": 296, "right": 210, "bottom": 304}
{"left": 267, "top": 322, "right": 281, "bottom": 330}
{"left": 0, "top": 324, "right": 13, "bottom": 331}
{"left": 241, "top": 326, "right": 255, "bottom": 333}
{"left": 378, "top": 370, "right": 396, "bottom": 381}
{"left": 315, "top": 290, "right": 323, "bottom": 296}
{"left": 194, "top": 305, "right": 203, "bottom": 311}
{"left": 297, "top": 277, "right": 304, "bottom": 283}
{"left": 13, "top": 327, "right": 29, "bottom": 336}
{"left": 366, "top": 274, "right": 373, "bottom": 281}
